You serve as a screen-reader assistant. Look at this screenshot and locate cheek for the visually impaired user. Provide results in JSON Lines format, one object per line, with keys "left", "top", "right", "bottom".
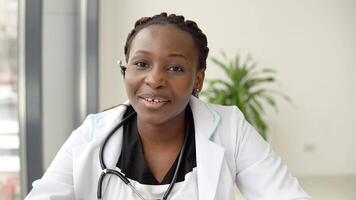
{"left": 171, "top": 76, "right": 196, "bottom": 96}
{"left": 124, "top": 76, "right": 140, "bottom": 97}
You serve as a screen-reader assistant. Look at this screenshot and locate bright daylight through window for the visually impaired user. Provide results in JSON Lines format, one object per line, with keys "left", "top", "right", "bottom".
{"left": 0, "top": 0, "right": 20, "bottom": 199}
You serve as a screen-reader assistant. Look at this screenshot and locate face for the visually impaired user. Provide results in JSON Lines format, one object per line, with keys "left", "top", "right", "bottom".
{"left": 124, "top": 24, "right": 205, "bottom": 126}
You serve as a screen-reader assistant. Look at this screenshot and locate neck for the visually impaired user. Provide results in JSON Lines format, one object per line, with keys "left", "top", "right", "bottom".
{"left": 137, "top": 111, "right": 186, "bottom": 149}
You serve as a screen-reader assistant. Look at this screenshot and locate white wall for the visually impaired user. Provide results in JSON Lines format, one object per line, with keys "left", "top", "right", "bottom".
{"left": 100, "top": 0, "right": 356, "bottom": 176}
{"left": 42, "top": 0, "right": 79, "bottom": 169}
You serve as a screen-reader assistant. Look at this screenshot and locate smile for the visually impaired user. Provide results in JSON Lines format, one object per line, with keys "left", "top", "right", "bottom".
{"left": 143, "top": 97, "right": 168, "bottom": 103}
{"left": 139, "top": 96, "right": 170, "bottom": 109}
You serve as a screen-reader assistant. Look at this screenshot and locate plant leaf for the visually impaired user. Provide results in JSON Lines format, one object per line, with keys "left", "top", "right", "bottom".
{"left": 202, "top": 52, "right": 291, "bottom": 141}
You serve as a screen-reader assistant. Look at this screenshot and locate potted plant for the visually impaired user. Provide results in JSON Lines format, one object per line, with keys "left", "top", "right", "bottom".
{"left": 202, "top": 52, "right": 290, "bottom": 140}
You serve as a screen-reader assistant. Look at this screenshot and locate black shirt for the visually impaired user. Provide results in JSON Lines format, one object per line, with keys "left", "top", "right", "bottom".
{"left": 117, "top": 105, "right": 197, "bottom": 185}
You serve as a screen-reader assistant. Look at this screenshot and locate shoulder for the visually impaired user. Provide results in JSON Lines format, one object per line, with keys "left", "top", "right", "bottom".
{"left": 72, "top": 105, "right": 127, "bottom": 143}
{"left": 193, "top": 98, "right": 246, "bottom": 128}
{"left": 205, "top": 101, "right": 265, "bottom": 151}
{"left": 191, "top": 98, "right": 246, "bottom": 145}
{"left": 207, "top": 102, "right": 244, "bottom": 119}
{"left": 197, "top": 100, "right": 271, "bottom": 173}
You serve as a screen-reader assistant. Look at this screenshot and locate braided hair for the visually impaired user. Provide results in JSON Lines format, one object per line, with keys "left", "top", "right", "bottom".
{"left": 124, "top": 12, "right": 209, "bottom": 69}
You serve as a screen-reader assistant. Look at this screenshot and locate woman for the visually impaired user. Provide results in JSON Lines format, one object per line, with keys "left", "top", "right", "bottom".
{"left": 25, "top": 13, "right": 310, "bottom": 200}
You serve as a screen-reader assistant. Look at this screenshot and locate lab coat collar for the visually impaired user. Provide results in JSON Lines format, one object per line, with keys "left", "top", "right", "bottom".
{"left": 101, "top": 97, "right": 224, "bottom": 200}
{"left": 101, "top": 101, "right": 130, "bottom": 170}
{"left": 190, "top": 96, "right": 225, "bottom": 200}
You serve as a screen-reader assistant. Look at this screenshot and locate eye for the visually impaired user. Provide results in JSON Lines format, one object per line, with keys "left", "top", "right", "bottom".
{"left": 134, "top": 61, "right": 149, "bottom": 69}
{"left": 168, "top": 64, "right": 183, "bottom": 72}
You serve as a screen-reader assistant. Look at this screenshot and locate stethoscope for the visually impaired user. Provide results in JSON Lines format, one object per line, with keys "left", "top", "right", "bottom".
{"left": 97, "top": 104, "right": 190, "bottom": 200}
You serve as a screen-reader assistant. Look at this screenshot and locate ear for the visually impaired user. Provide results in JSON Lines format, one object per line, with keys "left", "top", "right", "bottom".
{"left": 194, "top": 68, "right": 205, "bottom": 92}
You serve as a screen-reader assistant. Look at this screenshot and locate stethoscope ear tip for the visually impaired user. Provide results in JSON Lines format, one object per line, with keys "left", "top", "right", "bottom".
{"left": 117, "top": 60, "right": 127, "bottom": 76}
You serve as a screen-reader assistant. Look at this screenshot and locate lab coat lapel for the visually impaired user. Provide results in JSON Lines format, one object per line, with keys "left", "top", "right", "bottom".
{"left": 190, "top": 97, "right": 225, "bottom": 200}
{"left": 101, "top": 102, "right": 130, "bottom": 169}
{"left": 95, "top": 102, "right": 129, "bottom": 195}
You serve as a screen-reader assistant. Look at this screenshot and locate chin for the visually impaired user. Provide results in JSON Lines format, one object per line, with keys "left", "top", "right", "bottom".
{"left": 136, "top": 106, "right": 185, "bottom": 127}
{"left": 137, "top": 112, "right": 173, "bottom": 126}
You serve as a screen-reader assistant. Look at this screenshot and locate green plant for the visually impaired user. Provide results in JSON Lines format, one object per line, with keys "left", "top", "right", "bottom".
{"left": 202, "top": 52, "right": 290, "bottom": 140}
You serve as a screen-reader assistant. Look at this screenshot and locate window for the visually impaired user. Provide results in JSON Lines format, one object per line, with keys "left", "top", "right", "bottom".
{"left": 0, "top": 0, "right": 21, "bottom": 199}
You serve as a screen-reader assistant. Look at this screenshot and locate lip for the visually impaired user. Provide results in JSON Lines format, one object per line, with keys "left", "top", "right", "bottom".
{"left": 138, "top": 94, "right": 170, "bottom": 110}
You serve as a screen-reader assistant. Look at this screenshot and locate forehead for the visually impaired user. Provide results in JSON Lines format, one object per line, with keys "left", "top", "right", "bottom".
{"left": 129, "top": 24, "right": 198, "bottom": 62}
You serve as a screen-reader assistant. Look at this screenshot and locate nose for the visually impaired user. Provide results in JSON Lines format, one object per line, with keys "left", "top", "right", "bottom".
{"left": 144, "top": 67, "right": 165, "bottom": 89}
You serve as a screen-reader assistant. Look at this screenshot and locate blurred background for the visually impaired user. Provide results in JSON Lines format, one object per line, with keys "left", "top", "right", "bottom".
{"left": 0, "top": 0, "right": 355, "bottom": 199}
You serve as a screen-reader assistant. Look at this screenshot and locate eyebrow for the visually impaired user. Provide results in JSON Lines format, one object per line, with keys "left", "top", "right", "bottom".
{"left": 133, "top": 50, "right": 188, "bottom": 60}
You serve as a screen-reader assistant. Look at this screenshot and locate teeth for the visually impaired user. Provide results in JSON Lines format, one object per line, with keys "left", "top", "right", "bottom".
{"left": 144, "top": 97, "right": 165, "bottom": 103}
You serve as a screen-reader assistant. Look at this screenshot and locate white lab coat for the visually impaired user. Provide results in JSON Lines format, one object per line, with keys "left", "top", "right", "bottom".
{"left": 25, "top": 96, "right": 311, "bottom": 200}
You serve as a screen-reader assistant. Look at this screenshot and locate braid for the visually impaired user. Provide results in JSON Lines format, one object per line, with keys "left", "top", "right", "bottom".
{"left": 124, "top": 12, "right": 209, "bottom": 69}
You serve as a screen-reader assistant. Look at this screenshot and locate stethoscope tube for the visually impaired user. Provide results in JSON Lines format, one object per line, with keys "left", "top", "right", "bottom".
{"left": 97, "top": 106, "right": 137, "bottom": 199}
{"left": 97, "top": 105, "right": 189, "bottom": 200}
{"left": 99, "top": 106, "right": 137, "bottom": 170}
{"left": 162, "top": 120, "right": 189, "bottom": 199}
